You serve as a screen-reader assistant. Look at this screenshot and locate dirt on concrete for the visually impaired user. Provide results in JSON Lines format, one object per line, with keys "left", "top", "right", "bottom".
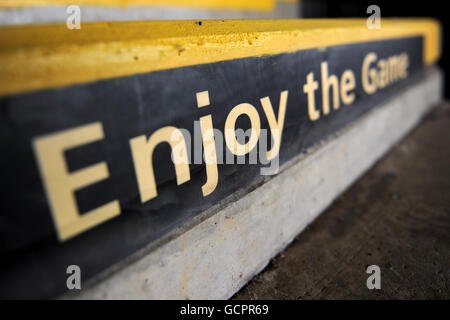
{"left": 234, "top": 102, "right": 450, "bottom": 300}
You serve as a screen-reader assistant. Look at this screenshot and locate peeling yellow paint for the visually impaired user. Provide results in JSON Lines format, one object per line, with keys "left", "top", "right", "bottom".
{"left": 0, "top": 19, "right": 440, "bottom": 97}
{"left": 0, "top": 0, "right": 275, "bottom": 11}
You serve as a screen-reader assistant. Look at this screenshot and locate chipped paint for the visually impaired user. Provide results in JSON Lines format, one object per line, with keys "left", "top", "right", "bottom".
{"left": 0, "top": 19, "right": 441, "bottom": 96}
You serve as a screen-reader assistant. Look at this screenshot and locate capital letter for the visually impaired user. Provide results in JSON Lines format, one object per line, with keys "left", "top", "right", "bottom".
{"left": 33, "top": 123, "right": 121, "bottom": 241}
{"left": 362, "top": 52, "right": 378, "bottom": 95}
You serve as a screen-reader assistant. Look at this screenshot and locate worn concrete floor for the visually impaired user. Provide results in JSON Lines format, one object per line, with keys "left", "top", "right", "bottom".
{"left": 234, "top": 102, "right": 450, "bottom": 300}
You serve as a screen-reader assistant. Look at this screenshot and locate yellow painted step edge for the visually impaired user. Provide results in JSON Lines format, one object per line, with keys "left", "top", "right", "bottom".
{"left": 0, "top": 0, "right": 275, "bottom": 11}
{"left": 0, "top": 19, "right": 440, "bottom": 97}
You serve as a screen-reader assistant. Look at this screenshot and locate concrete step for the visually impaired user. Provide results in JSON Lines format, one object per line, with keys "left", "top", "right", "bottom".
{"left": 234, "top": 101, "right": 450, "bottom": 300}
{"left": 0, "top": 19, "right": 442, "bottom": 299}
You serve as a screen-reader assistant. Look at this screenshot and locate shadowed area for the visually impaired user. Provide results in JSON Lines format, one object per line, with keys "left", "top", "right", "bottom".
{"left": 234, "top": 102, "right": 450, "bottom": 299}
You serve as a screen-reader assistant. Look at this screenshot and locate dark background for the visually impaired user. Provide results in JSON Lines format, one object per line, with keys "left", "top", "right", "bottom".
{"left": 302, "top": 0, "right": 449, "bottom": 97}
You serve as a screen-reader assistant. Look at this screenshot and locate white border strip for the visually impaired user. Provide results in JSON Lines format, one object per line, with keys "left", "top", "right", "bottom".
{"left": 0, "top": 2, "right": 298, "bottom": 25}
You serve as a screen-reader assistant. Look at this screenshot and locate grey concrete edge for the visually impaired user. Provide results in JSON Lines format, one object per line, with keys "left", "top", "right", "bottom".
{"left": 65, "top": 67, "right": 443, "bottom": 300}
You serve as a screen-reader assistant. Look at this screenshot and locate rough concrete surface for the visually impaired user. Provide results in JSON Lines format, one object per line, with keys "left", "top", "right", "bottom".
{"left": 234, "top": 103, "right": 450, "bottom": 300}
